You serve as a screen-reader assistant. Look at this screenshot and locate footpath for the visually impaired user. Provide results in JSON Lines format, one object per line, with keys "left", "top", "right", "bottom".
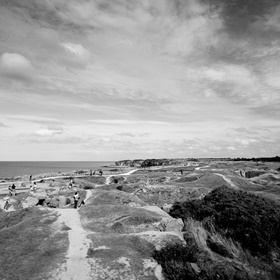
{"left": 54, "top": 190, "right": 92, "bottom": 280}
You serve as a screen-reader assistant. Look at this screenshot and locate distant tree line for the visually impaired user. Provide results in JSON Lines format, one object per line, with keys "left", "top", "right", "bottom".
{"left": 232, "top": 156, "right": 280, "bottom": 162}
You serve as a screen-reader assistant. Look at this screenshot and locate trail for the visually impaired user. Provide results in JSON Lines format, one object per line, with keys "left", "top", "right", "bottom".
{"left": 55, "top": 190, "right": 92, "bottom": 280}
{"left": 214, "top": 173, "right": 239, "bottom": 190}
{"left": 195, "top": 165, "right": 209, "bottom": 171}
{"left": 105, "top": 169, "right": 138, "bottom": 185}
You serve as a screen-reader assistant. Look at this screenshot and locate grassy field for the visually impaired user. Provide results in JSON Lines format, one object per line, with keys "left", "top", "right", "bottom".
{"left": 0, "top": 208, "right": 68, "bottom": 280}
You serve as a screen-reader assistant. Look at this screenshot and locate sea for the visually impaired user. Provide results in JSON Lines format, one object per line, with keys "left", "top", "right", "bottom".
{"left": 0, "top": 161, "right": 115, "bottom": 178}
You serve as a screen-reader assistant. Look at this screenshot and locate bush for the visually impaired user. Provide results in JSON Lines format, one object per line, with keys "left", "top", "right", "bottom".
{"left": 153, "top": 244, "right": 199, "bottom": 280}
{"left": 83, "top": 186, "right": 94, "bottom": 190}
{"left": 170, "top": 186, "right": 280, "bottom": 257}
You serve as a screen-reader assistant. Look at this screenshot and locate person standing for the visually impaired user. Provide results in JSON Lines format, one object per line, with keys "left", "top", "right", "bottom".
{"left": 4, "top": 197, "right": 10, "bottom": 210}
{"left": 73, "top": 192, "right": 79, "bottom": 209}
{"left": 8, "top": 185, "right": 13, "bottom": 196}
{"left": 11, "top": 184, "right": 16, "bottom": 196}
{"left": 33, "top": 182, "right": 37, "bottom": 193}
{"left": 68, "top": 179, "right": 73, "bottom": 189}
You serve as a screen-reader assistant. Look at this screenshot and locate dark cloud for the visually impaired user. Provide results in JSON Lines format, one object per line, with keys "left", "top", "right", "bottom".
{"left": 207, "top": 0, "right": 280, "bottom": 34}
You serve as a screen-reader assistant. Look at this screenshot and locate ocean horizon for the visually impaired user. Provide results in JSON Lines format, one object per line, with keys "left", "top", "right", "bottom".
{"left": 0, "top": 161, "right": 115, "bottom": 178}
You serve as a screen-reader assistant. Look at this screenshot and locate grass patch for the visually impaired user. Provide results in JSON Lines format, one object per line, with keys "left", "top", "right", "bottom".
{"left": 170, "top": 186, "right": 280, "bottom": 258}
{"left": 153, "top": 218, "right": 276, "bottom": 280}
{"left": 0, "top": 208, "right": 68, "bottom": 280}
{"left": 86, "top": 233, "right": 154, "bottom": 268}
{"left": 80, "top": 203, "right": 161, "bottom": 233}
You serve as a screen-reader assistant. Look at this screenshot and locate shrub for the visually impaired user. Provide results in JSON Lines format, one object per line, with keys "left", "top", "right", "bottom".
{"left": 170, "top": 186, "right": 280, "bottom": 257}
{"left": 153, "top": 244, "right": 198, "bottom": 280}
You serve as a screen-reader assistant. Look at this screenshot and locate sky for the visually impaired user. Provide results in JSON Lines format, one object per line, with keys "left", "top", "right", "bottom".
{"left": 0, "top": 0, "right": 280, "bottom": 161}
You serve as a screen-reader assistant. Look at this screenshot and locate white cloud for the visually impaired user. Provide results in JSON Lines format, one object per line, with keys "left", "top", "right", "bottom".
{"left": 60, "top": 42, "right": 90, "bottom": 58}
{"left": 35, "top": 127, "right": 64, "bottom": 137}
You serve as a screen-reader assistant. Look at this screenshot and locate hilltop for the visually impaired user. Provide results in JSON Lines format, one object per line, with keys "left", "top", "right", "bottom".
{"left": 0, "top": 158, "right": 280, "bottom": 279}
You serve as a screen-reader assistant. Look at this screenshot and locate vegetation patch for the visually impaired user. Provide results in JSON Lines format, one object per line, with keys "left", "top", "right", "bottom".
{"left": 153, "top": 218, "right": 277, "bottom": 280}
{"left": 170, "top": 186, "right": 280, "bottom": 257}
{"left": 0, "top": 208, "right": 68, "bottom": 280}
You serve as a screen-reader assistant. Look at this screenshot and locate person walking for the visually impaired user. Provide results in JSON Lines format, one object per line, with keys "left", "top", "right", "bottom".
{"left": 73, "top": 192, "right": 79, "bottom": 209}
{"left": 4, "top": 197, "right": 10, "bottom": 210}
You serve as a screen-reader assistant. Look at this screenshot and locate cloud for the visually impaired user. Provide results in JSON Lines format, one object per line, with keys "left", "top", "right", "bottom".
{"left": 230, "top": 127, "right": 258, "bottom": 135}
{"left": 35, "top": 126, "right": 64, "bottom": 137}
{"left": 60, "top": 42, "right": 89, "bottom": 58}
{"left": 89, "top": 119, "right": 171, "bottom": 125}
{"left": 117, "top": 132, "right": 135, "bottom": 137}
{"left": 0, "top": 52, "right": 34, "bottom": 82}
{"left": 1, "top": 0, "right": 280, "bottom": 160}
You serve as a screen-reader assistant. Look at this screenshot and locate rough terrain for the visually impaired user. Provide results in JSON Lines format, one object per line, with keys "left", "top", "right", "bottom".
{"left": 1, "top": 159, "right": 280, "bottom": 279}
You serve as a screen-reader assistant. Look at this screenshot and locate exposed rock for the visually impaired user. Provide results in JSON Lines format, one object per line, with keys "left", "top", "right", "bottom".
{"left": 139, "top": 206, "right": 172, "bottom": 218}
{"left": 66, "top": 197, "right": 71, "bottom": 205}
{"left": 31, "top": 191, "right": 48, "bottom": 200}
{"left": 49, "top": 197, "right": 60, "bottom": 208}
{"left": 161, "top": 203, "right": 172, "bottom": 213}
{"left": 58, "top": 195, "right": 67, "bottom": 208}
{"left": 245, "top": 170, "right": 266, "bottom": 178}
{"left": 132, "top": 231, "right": 185, "bottom": 250}
{"left": 156, "top": 217, "right": 184, "bottom": 232}
{"left": 22, "top": 196, "right": 39, "bottom": 208}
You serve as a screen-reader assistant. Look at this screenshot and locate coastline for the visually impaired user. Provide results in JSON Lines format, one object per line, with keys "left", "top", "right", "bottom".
{"left": 0, "top": 165, "right": 135, "bottom": 193}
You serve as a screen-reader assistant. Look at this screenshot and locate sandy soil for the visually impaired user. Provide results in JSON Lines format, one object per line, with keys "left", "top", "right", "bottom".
{"left": 54, "top": 190, "right": 92, "bottom": 280}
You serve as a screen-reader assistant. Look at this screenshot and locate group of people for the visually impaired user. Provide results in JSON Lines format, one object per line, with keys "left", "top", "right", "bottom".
{"left": 30, "top": 182, "right": 37, "bottom": 192}
{"left": 89, "top": 169, "right": 103, "bottom": 176}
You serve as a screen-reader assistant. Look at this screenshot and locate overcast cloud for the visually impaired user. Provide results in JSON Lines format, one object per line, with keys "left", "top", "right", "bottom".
{"left": 0, "top": 0, "right": 280, "bottom": 160}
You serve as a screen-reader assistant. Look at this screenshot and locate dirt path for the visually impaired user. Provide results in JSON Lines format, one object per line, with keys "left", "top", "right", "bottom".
{"left": 105, "top": 169, "right": 138, "bottom": 185}
{"left": 214, "top": 173, "right": 239, "bottom": 190}
{"left": 55, "top": 190, "right": 92, "bottom": 280}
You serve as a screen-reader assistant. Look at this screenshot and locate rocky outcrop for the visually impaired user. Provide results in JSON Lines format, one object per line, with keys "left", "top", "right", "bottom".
{"left": 30, "top": 190, "right": 48, "bottom": 200}
{"left": 78, "top": 188, "right": 186, "bottom": 279}
{"left": 244, "top": 170, "right": 266, "bottom": 178}
{"left": 22, "top": 196, "right": 39, "bottom": 208}
{"left": 156, "top": 217, "right": 184, "bottom": 232}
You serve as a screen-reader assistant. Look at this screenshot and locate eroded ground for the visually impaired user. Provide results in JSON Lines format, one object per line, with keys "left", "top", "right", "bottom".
{"left": 1, "top": 160, "right": 280, "bottom": 279}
